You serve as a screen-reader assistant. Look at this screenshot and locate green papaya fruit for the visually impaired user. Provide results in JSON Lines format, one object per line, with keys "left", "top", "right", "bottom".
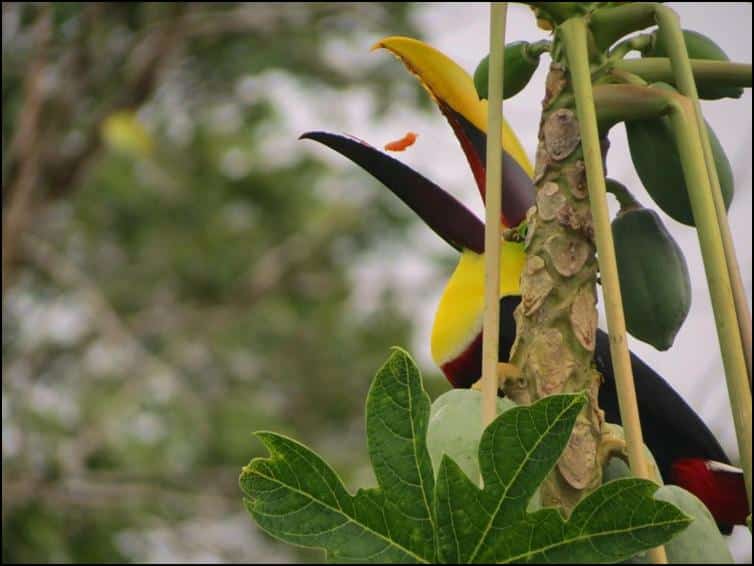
{"left": 601, "top": 432, "right": 733, "bottom": 564}
{"left": 623, "top": 486, "right": 734, "bottom": 564}
{"left": 646, "top": 29, "right": 743, "bottom": 100}
{"left": 613, "top": 207, "right": 692, "bottom": 350}
{"left": 474, "top": 41, "right": 540, "bottom": 100}
{"left": 427, "top": 389, "right": 545, "bottom": 512}
{"left": 625, "top": 89, "right": 734, "bottom": 226}
{"left": 427, "top": 389, "right": 515, "bottom": 483}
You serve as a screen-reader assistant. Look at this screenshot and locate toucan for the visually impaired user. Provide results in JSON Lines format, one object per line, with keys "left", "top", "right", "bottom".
{"left": 301, "top": 36, "right": 748, "bottom": 533}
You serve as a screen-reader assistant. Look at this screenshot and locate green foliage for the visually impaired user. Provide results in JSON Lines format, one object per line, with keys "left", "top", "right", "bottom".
{"left": 242, "top": 348, "right": 436, "bottom": 563}
{"left": 604, "top": 460, "right": 734, "bottom": 564}
{"left": 241, "top": 349, "right": 691, "bottom": 563}
{"left": 433, "top": 399, "right": 689, "bottom": 563}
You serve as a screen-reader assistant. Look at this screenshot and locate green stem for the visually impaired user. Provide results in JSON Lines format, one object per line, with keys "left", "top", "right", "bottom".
{"left": 481, "top": 2, "right": 507, "bottom": 430}
{"left": 605, "top": 179, "right": 641, "bottom": 213}
{"left": 553, "top": 82, "right": 676, "bottom": 133}
{"left": 520, "top": 2, "right": 583, "bottom": 24}
{"left": 527, "top": 39, "right": 552, "bottom": 58}
{"left": 593, "top": 3, "right": 753, "bottom": 394}
{"left": 655, "top": 8, "right": 753, "bottom": 383}
{"left": 614, "top": 58, "right": 753, "bottom": 87}
{"left": 590, "top": 3, "right": 658, "bottom": 51}
{"left": 560, "top": 18, "right": 668, "bottom": 564}
{"left": 591, "top": 83, "right": 671, "bottom": 131}
{"left": 608, "top": 69, "right": 649, "bottom": 86}
{"left": 655, "top": 6, "right": 753, "bottom": 510}
{"left": 607, "top": 33, "right": 653, "bottom": 61}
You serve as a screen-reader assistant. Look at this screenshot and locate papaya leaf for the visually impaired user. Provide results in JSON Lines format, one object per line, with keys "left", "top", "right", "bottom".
{"left": 434, "top": 394, "right": 585, "bottom": 562}
{"left": 487, "top": 479, "right": 692, "bottom": 563}
{"left": 241, "top": 349, "right": 691, "bottom": 563}
{"left": 240, "top": 347, "right": 435, "bottom": 563}
{"left": 434, "top": 394, "right": 691, "bottom": 563}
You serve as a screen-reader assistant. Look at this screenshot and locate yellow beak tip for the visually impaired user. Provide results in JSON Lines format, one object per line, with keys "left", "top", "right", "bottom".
{"left": 369, "top": 35, "right": 535, "bottom": 177}
{"left": 371, "top": 36, "right": 406, "bottom": 53}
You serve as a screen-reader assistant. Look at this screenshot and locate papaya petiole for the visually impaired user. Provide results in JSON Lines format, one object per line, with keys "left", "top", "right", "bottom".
{"left": 561, "top": 19, "right": 669, "bottom": 564}
{"left": 605, "top": 178, "right": 641, "bottom": 214}
{"left": 589, "top": 3, "right": 659, "bottom": 52}
{"left": 614, "top": 58, "right": 752, "bottom": 90}
{"left": 655, "top": 5, "right": 753, "bottom": 510}
{"left": 606, "top": 33, "right": 653, "bottom": 62}
{"left": 665, "top": 97, "right": 754, "bottom": 512}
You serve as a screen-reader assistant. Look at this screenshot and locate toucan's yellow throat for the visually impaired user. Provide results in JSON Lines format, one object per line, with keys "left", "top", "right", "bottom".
{"left": 431, "top": 244, "right": 525, "bottom": 366}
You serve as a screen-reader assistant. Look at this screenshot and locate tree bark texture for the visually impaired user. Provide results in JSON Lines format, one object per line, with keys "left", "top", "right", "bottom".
{"left": 505, "top": 62, "right": 609, "bottom": 513}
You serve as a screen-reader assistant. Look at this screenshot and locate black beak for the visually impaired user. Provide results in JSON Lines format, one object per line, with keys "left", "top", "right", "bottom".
{"left": 301, "top": 131, "right": 486, "bottom": 254}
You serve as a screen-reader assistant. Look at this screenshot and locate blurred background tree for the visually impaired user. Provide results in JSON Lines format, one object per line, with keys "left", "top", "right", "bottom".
{"left": 2, "top": 3, "right": 451, "bottom": 562}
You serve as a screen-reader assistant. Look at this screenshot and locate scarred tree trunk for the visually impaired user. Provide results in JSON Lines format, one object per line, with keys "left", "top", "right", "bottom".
{"left": 504, "top": 62, "right": 610, "bottom": 513}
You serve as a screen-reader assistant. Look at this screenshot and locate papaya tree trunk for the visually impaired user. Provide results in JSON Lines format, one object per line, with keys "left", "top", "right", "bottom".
{"left": 505, "top": 62, "right": 608, "bottom": 512}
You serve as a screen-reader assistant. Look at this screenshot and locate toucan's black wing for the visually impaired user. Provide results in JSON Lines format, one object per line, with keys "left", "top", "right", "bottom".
{"left": 499, "top": 296, "right": 520, "bottom": 364}
{"left": 499, "top": 297, "right": 729, "bottom": 481}
{"left": 595, "top": 329, "right": 730, "bottom": 481}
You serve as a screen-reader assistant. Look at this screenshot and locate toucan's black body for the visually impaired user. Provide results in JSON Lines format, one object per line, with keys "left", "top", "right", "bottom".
{"left": 594, "top": 330, "right": 730, "bottom": 477}
{"left": 496, "top": 296, "right": 730, "bottom": 481}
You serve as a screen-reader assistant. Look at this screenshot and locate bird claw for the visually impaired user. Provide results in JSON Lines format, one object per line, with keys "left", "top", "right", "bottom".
{"left": 599, "top": 429, "right": 628, "bottom": 469}
{"left": 471, "top": 363, "right": 529, "bottom": 403}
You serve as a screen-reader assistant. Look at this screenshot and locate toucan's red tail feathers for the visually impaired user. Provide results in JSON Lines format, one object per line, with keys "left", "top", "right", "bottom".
{"left": 670, "top": 458, "right": 749, "bottom": 533}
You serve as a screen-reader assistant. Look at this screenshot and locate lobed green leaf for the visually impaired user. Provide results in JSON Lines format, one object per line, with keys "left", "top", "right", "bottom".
{"left": 434, "top": 394, "right": 587, "bottom": 563}
{"left": 241, "top": 349, "right": 691, "bottom": 564}
{"left": 490, "top": 479, "right": 691, "bottom": 563}
{"left": 240, "top": 348, "right": 434, "bottom": 563}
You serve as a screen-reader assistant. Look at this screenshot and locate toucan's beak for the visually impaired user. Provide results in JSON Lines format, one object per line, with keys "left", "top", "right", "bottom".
{"left": 300, "top": 38, "right": 534, "bottom": 391}
{"left": 302, "top": 38, "right": 536, "bottom": 237}
{"left": 300, "top": 131, "right": 484, "bottom": 254}
{"left": 373, "top": 36, "right": 535, "bottom": 227}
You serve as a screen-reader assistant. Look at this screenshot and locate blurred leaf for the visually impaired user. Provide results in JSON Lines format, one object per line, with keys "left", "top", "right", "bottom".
{"left": 101, "top": 111, "right": 154, "bottom": 157}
